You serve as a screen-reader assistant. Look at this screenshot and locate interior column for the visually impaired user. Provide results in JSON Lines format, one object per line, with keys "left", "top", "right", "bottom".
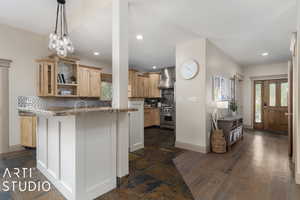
{"left": 0, "top": 59, "right": 11, "bottom": 154}
{"left": 296, "top": 32, "right": 300, "bottom": 184}
{"left": 112, "top": 0, "right": 129, "bottom": 177}
{"left": 295, "top": 0, "right": 300, "bottom": 184}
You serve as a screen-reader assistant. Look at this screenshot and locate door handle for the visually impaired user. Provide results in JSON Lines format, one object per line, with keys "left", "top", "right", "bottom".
{"left": 285, "top": 113, "right": 293, "bottom": 116}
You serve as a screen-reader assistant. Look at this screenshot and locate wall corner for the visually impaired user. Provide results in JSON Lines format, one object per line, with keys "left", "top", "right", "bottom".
{"left": 296, "top": 171, "right": 300, "bottom": 184}
{"left": 175, "top": 140, "right": 209, "bottom": 154}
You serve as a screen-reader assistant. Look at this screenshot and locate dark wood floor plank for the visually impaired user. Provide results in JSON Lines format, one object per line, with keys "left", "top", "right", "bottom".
{"left": 174, "top": 130, "right": 300, "bottom": 200}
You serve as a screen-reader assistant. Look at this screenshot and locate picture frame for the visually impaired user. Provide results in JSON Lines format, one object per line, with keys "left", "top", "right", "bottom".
{"left": 213, "top": 76, "right": 234, "bottom": 102}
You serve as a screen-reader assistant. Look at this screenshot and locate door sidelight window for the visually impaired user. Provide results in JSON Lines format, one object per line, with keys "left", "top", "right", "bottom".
{"left": 255, "top": 83, "right": 262, "bottom": 123}
{"left": 280, "top": 82, "right": 288, "bottom": 107}
{"left": 269, "top": 83, "right": 276, "bottom": 107}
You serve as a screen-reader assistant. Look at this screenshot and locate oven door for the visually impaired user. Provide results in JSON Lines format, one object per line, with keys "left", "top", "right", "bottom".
{"left": 160, "top": 113, "right": 175, "bottom": 129}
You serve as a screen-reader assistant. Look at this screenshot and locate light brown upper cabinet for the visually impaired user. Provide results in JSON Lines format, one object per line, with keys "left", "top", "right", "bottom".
{"left": 78, "top": 67, "right": 90, "bottom": 97}
{"left": 78, "top": 65, "right": 102, "bottom": 98}
{"left": 89, "top": 68, "right": 101, "bottom": 97}
{"left": 37, "top": 55, "right": 104, "bottom": 98}
{"left": 143, "top": 75, "right": 150, "bottom": 97}
{"left": 128, "top": 70, "right": 161, "bottom": 98}
{"left": 137, "top": 74, "right": 150, "bottom": 98}
{"left": 128, "top": 69, "right": 138, "bottom": 98}
{"left": 148, "top": 73, "right": 161, "bottom": 98}
{"left": 37, "top": 62, "right": 55, "bottom": 96}
{"left": 37, "top": 55, "right": 80, "bottom": 97}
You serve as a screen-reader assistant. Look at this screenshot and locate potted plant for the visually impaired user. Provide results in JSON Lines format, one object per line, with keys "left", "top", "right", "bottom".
{"left": 70, "top": 76, "right": 77, "bottom": 84}
{"left": 229, "top": 101, "right": 238, "bottom": 116}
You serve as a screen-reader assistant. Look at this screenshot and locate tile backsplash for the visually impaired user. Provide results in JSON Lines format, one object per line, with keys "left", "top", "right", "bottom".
{"left": 17, "top": 96, "right": 111, "bottom": 109}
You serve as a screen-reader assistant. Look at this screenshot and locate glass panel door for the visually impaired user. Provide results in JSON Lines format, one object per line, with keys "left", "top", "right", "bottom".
{"left": 280, "top": 82, "right": 288, "bottom": 107}
{"left": 255, "top": 83, "right": 262, "bottom": 123}
{"left": 269, "top": 83, "right": 276, "bottom": 107}
{"left": 254, "top": 81, "right": 264, "bottom": 129}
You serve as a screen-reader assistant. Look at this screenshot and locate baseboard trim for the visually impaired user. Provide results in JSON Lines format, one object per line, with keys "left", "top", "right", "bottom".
{"left": 296, "top": 172, "right": 300, "bottom": 184}
{"left": 175, "top": 141, "right": 209, "bottom": 153}
{"left": 0, "top": 144, "right": 25, "bottom": 155}
{"left": 130, "top": 144, "right": 144, "bottom": 152}
{"left": 243, "top": 124, "right": 253, "bottom": 130}
{"left": 9, "top": 144, "right": 25, "bottom": 152}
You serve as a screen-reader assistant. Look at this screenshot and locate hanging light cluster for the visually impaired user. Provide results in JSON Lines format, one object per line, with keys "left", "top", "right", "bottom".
{"left": 48, "top": 0, "right": 74, "bottom": 57}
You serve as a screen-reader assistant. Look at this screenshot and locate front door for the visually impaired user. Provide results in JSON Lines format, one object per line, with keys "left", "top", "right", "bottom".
{"left": 254, "top": 79, "right": 288, "bottom": 133}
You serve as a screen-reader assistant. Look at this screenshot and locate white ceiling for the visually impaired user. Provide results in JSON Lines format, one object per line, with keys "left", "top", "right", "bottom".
{"left": 0, "top": 0, "right": 296, "bottom": 70}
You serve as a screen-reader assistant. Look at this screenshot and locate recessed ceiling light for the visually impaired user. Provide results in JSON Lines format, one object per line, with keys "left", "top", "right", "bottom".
{"left": 136, "top": 35, "right": 143, "bottom": 40}
{"left": 94, "top": 52, "right": 100, "bottom": 56}
{"left": 261, "top": 52, "right": 269, "bottom": 56}
{"left": 152, "top": 66, "right": 157, "bottom": 69}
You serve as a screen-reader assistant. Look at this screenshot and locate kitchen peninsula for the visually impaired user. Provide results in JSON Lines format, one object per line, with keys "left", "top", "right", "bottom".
{"left": 19, "top": 106, "right": 136, "bottom": 200}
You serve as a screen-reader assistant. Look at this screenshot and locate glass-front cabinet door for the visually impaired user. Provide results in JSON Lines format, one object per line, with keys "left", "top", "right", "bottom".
{"left": 37, "top": 62, "right": 55, "bottom": 96}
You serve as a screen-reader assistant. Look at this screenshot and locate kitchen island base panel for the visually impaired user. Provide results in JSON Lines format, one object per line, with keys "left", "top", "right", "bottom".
{"left": 37, "top": 112, "right": 117, "bottom": 200}
{"left": 129, "top": 100, "right": 144, "bottom": 153}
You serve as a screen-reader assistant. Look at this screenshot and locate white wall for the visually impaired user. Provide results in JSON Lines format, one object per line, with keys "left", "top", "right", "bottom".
{"left": 175, "top": 39, "right": 242, "bottom": 152}
{"left": 0, "top": 60, "right": 11, "bottom": 153}
{"left": 79, "top": 57, "right": 112, "bottom": 73}
{"left": 205, "top": 40, "right": 242, "bottom": 146}
{"left": 0, "top": 24, "right": 49, "bottom": 146}
{"left": 0, "top": 23, "right": 112, "bottom": 146}
{"left": 295, "top": 3, "right": 300, "bottom": 183}
{"left": 175, "top": 39, "right": 207, "bottom": 152}
{"left": 242, "top": 62, "right": 288, "bottom": 128}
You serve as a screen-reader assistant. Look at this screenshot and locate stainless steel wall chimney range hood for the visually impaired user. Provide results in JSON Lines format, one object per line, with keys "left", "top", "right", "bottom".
{"left": 159, "top": 67, "right": 175, "bottom": 89}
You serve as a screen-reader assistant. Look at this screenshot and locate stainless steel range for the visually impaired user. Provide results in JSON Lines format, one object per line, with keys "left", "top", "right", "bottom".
{"left": 152, "top": 66, "right": 176, "bottom": 129}
{"left": 160, "top": 89, "right": 175, "bottom": 129}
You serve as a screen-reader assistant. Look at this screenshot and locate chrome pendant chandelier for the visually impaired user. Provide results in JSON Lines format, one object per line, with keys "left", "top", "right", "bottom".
{"left": 48, "top": 0, "right": 74, "bottom": 57}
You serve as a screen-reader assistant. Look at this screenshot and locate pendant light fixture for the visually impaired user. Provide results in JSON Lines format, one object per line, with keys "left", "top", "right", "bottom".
{"left": 48, "top": 0, "right": 74, "bottom": 57}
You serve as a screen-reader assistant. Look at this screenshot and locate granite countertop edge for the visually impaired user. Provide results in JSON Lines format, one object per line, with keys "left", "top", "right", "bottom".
{"left": 18, "top": 107, "right": 137, "bottom": 116}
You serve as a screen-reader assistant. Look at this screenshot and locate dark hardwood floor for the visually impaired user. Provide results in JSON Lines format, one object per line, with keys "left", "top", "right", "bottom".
{"left": 0, "top": 128, "right": 299, "bottom": 200}
{"left": 174, "top": 130, "right": 300, "bottom": 200}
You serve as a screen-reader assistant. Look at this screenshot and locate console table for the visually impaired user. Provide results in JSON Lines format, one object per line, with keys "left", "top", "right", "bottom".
{"left": 218, "top": 116, "right": 243, "bottom": 151}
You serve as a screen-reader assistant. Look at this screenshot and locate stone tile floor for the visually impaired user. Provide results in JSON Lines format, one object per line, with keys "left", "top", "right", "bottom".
{"left": 97, "top": 127, "right": 193, "bottom": 200}
{"left": 0, "top": 127, "right": 193, "bottom": 200}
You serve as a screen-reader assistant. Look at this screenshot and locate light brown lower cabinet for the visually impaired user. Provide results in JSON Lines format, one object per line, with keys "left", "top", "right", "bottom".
{"left": 20, "top": 116, "right": 37, "bottom": 148}
{"left": 144, "top": 108, "right": 160, "bottom": 128}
